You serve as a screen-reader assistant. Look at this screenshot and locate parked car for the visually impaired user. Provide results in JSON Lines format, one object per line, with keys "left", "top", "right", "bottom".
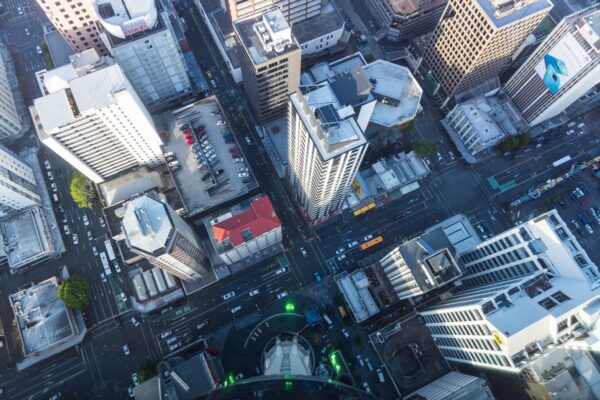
{"left": 245, "top": 136, "right": 252, "bottom": 145}
{"left": 99, "top": 217, "right": 106, "bottom": 228}
{"left": 231, "top": 305, "right": 242, "bottom": 314}
{"left": 233, "top": 157, "right": 244, "bottom": 163}
{"left": 44, "top": 160, "right": 51, "bottom": 170}
{"left": 64, "top": 225, "right": 70, "bottom": 235}
{"left": 132, "top": 373, "right": 139, "bottom": 386}
{"left": 120, "top": 292, "right": 127, "bottom": 302}
{"left": 87, "top": 231, "right": 93, "bottom": 241}
{"left": 337, "top": 254, "right": 346, "bottom": 261}
{"left": 130, "top": 317, "right": 140, "bottom": 327}
{"left": 249, "top": 289, "right": 260, "bottom": 296}
{"left": 50, "top": 183, "right": 57, "bottom": 192}
{"left": 72, "top": 234, "right": 78, "bottom": 245}
{"left": 113, "top": 261, "right": 121, "bottom": 273}
{"left": 314, "top": 272, "right": 321, "bottom": 282}
{"left": 277, "top": 291, "right": 288, "bottom": 299}
{"left": 47, "top": 171, "right": 54, "bottom": 181}
{"left": 300, "top": 247, "right": 307, "bottom": 257}
{"left": 100, "top": 273, "right": 107, "bottom": 283}
{"left": 160, "top": 330, "right": 172, "bottom": 339}
{"left": 92, "top": 246, "right": 98, "bottom": 256}
{"left": 238, "top": 172, "right": 249, "bottom": 178}
{"left": 82, "top": 215, "right": 89, "bottom": 226}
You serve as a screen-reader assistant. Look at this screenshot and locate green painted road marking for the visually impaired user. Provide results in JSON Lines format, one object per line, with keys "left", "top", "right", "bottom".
{"left": 109, "top": 276, "right": 129, "bottom": 313}
{"left": 488, "top": 176, "right": 499, "bottom": 189}
{"left": 488, "top": 176, "right": 517, "bottom": 192}
{"left": 277, "top": 254, "right": 289, "bottom": 267}
{"left": 154, "top": 302, "right": 197, "bottom": 321}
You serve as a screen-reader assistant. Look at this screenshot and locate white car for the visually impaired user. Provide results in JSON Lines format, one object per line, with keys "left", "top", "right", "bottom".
{"left": 24, "top": 28, "right": 30, "bottom": 36}
{"left": 169, "top": 342, "right": 181, "bottom": 352}
{"left": 131, "top": 317, "right": 139, "bottom": 327}
{"left": 238, "top": 167, "right": 249, "bottom": 173}
{"left": 363, "top": 234, "right": 374, "bottom": 242}
{"left": 337, "top": 254, "right": 346, "bottom": 261}
{"left": 47, "top": 171, "right": 54, "bottom": 181}
{"left": 223, "top": 291, "right": 235, "bottom": 300}
{"left": 63, "top": 225, "right": 70, "bottom": 235}
{"left": 120, "top": 292, "right": 127, "bottom": 302}
{"left": 362, "top": 382, "right": 372, "bottom": 394}
{"left": 448, "top": 151, "right": 456, "bottom": 161}
{"left": 44, "top": 160, "right": 51, "bottom": 170}
{"left": 436, "top": 152, "right": 443, "bottom": 162}
{"left": 230, "top": 305, "right": 242, "bottom": 314}
{"left": 113, "top": 261, "right": 121, "bottom": 273}
{"left": 50, "top": 182, "right": 57, "bottom": 192}
{"left": 376, "top": 332, "right": 385, "bottom": 343}
{"left": 336, "top": 248, "right": 345, "bottom": 255}
{"left": 216, "top": 120, "right": 226, "bottom": 126}
{"left": 123, "top": 343, "right": 130, "bottom": 356}
{"left": 341, "top": 328, "right": 349, "bottom": 338}
{"left": 72, "top": 233, "right": 78, "bottom": 245}
{"left": 275, "top": 267, "right": 286, "bottom": 275}
{"left": 245, "top": 136, "right": 252, "bottom": 145}
{"left": 92, "top": 246, "right": 98, "bottom": 256}
{"left": 160, "top": 330, "right": 172, "bottom": 339}
{"left": 17, "top": 6, "right": 23, "bottom": 15}
{"left": 577, "top": 122, "right": 586, "bottom": 128}
{"left": 276, "top": 291, "right": 288, "bottom": 299}
{"left": 99, "top": 217, "right": 106, "bottom": 228}
{"left": 300, "top": 247, "right": 307, "bottom": 257}
{"left": 249, "top": 289, "right": 260, "bottom": 296}
{"left": 238, "top": 172, "right": 249, "bottom": 178}
{"left": 83, "top": 215, "right": 89, "bottom": 226}
{"left": 132, "top": 372, "right": 139, "bottom": 386}
{"left": 233, "top": 157, "right": 244, "bottom": 163}
{"left": 87, "top": 231, "right": 93, "bottom": 241}
{"left": 36, "top": 45, "right": 42, "bottom": 55}
{"left": 128, "top": 387, "right": 134, "bottom": 398}
{"left": 100, "top": 273, "right": 107, "bottom": 283}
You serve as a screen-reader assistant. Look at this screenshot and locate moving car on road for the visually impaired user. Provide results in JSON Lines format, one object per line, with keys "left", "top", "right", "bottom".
{"left": 223, "top": 291, "right": 235, "bottom": 300}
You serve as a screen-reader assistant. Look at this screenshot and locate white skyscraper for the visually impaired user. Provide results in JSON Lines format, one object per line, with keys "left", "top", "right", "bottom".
{"left": 505, "top": 5, "right": 600, "bottom": 126}
{"left": 0, "top": 45, "right": 22, "bottom": 140}
{"left": 420, "top": 211, "right": 600, "bottom": 380}
{"left": 287, "top": 77, "right": 373, "bottom": 224}
{"left": 94, "top": 0, "right": 192, "bottom": 111}
{"left": 29, "top": 49, "right": 164, "bottom": 184}
{"left": 0, "top": 145, "right": 41, "bottom": 217}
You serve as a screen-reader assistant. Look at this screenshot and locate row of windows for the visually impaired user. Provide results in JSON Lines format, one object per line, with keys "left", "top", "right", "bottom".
{"left": 428, "top": 322, "right": 490, "bottom": 337}
{"left": 462, "top": 233, "right": 521, "bottom": 263}
{"left": 439, "top": 347, "right": 511, "bottom": 367}
{"left": 435, "top": 335, "right": 500, "bottom": 352}
{"left": 463, "top": 261, "right": 538, "bottom": 287}
{"left": 422, "top": 309, "right": 482, "bottom": 324}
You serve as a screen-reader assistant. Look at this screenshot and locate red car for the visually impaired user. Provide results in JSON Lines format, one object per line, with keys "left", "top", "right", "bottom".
{"left": 183, "top": 128, "right": 192, "bottom": 135}
{"left": 228, "top": 148, "right": 238, "bottom": 154}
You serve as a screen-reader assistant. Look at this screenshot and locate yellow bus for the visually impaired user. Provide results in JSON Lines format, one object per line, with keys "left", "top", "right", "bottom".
{"left": 360, "top": 236, "right": 383, "bottom": 250}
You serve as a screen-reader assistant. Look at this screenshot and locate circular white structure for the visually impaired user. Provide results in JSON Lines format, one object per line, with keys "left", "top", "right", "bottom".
{"left": 94, "top": 0, "right": 158, "bottom": 39}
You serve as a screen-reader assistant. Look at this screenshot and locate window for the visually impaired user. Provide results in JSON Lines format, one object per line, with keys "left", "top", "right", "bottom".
{"left": 539, "top": 297, "right": 557, "bottom": 310}
{"left": 552, "top": 291, "right": 571, "bottom": 303}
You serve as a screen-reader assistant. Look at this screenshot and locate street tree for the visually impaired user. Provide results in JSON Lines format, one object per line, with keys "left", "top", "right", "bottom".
{"left": 138, "top": 359, "right": 158, "bottom": 383}
{"left": 58, "top": 275, "right": 91, "bottom": 310}
{"left": 411, "top": 138, "right": 438, "bottom": 158}
{"left": 69, "top": 171, "right": 96, "bottom": 209}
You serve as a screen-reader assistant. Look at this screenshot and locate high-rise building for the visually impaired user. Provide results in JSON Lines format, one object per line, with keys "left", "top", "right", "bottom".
{"left": 420, "top": 211, "right": 600, "bottom": 377}
{"left": 120, "top": 194, "right": 211, "bottom": 281}
{"left": 234, "top": 9, "right": 302, "bottom": 124}
{"left": 367, "top": 0, "right": 447, "bottom": 42}
{"left": 0, "top": 45, "right": 22, "bottom": 140}
{"left": 423, "top": 0, "right": 552, "bottom": 100}
{"left": 34, "top": 0, "right": 107, "bottom": 55}
{"left": 287, "top": 77, "right": 372, "bottom": 223}
{"left": 94, "top": 0, "right": 193, "bottom": 112}
{"left": 29, "top": 49, "right": 164, "bottom": 184}
{"left": 225, "top": 0, "right": 320, "bottom": 24}
{"left": 505, "top": 5, "right": 600, "bottom": 127}
{"left": 0, "top": 145, "right": 41, "bottom": 217}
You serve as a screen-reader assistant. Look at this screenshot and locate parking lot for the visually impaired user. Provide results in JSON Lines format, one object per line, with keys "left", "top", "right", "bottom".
{"left": 160, "top": 97, "right": 256, "bottom": 216}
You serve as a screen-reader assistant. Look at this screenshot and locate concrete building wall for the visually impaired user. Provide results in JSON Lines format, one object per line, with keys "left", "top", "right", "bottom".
{"left": 0, "top": 146, "right": 41, "bottom": 216}
{"left": 35, "top": 0, "right": 107, "bottom": 55}
{"left": 0, "top": 49, "right": 21, "bottom": 139}
{"left": 220, "top": 226, "right": 282, "bottom": 264}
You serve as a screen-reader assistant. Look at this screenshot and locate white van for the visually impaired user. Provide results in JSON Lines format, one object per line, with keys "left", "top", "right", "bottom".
{"left": 323, "top": 314, "right": 333, "bottom": 326}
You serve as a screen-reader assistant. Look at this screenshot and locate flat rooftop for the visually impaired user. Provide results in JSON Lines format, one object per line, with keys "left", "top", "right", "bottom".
{"left": 0, "top": 207, "right": 53, "bottom": 269}
{"left": 159, "top": 98, "right": 256, "bottom": 216}
{"left": 44, "top": 30, "right": 74, "bottom": 67}
{"left": 9, "top": 277, "right": 77, "bottom": 356}
{"left": 363, "top": 60, "right": 422, "bottom": 127}
{"left": 291, "top": 4, "right": 343, "bottom": 44}
{"left": 388, "top": 0, "right": 446, "bottom": 15}
{"left": 478, "top": 0, "right": 553, "bottom": 28}
{"left": 293, "top": 83, "right": 368, "bottom": 161}
{"left": 335, "top": 270, "right": 380, "bottom": 322}
{"left": 99, "top": 167, "right": 166, "bottom": 207}
{"left": 234, "top": 9, "right": 299, "bottom": 65}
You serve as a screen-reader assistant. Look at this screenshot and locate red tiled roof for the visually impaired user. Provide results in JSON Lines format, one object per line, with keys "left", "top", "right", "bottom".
{"left": 212, "top": 196, "right": 281, "bottom": 247}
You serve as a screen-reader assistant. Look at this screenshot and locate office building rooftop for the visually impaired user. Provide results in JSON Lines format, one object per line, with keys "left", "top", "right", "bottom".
{"left": 94, "top": 0, "right": 158, "bottom": 39}
{"left": 388, "top": 0, "right": 446, "bottom": 15}
{"left": 234, "top": 9, "right": 299, "bottom": 65}
{"left": 479, "top": 0, "right": 553, "bottom": 28}
{"left": 9, "top": 277, "right": 78, "bottom": 356}
{"left": 122, "top": 195, "right": 173, "bottom": 255}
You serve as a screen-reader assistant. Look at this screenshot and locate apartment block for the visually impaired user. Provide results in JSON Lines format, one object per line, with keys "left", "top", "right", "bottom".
{"left": 287, "top": 77, "right": 371, "bottom": 223}
{"left": 234, "top": 9, "right": 302, "bottom": 123}
{"left": 95, "top": 0, "right": 193, "bottom": 112}
{"left": 35, "top": 0, "right": 107, "bottom": 55}
{"left": 29, "top": 49, "right": 164, "bottom": 184}
{"left": 505, "top": 5, "right": 600, "bottom": 126}
{"left": 423, "top": 0, "right": 552, "bottom": 100}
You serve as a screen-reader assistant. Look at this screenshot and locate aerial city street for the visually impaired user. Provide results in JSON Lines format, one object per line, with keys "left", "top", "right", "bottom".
{"left": 0, "top": 0, "right": 599, "bottom": 398}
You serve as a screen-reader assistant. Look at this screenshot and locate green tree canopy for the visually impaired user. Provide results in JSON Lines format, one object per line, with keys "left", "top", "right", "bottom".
{"left": 138, "top": 359, "right": 158, "bottom": 383}
{"left": 411, "top": 138, "right": 438, "bottom": 158}
{"left": 495, "top": 134, "right": 532, "bottom": 153}
{"left": 69, "top": 171, "right": 96, "bottom": 208}
{"left": 58, "top": 275, "right": 91, "bottom": 310}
